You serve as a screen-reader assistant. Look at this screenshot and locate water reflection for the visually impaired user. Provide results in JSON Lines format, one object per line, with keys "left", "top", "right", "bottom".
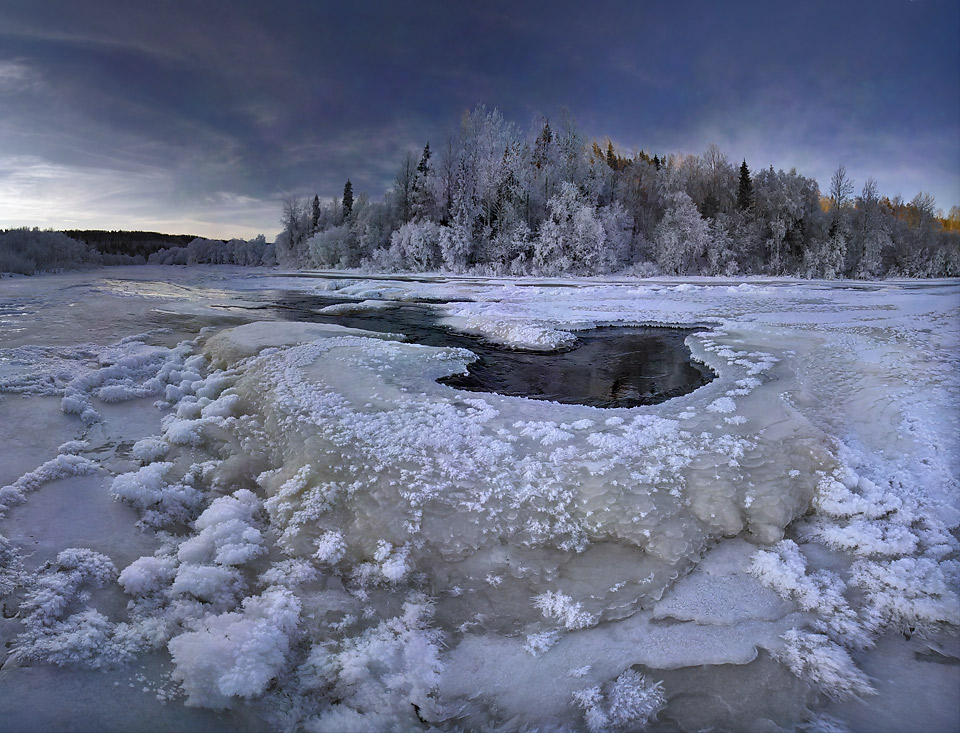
{"left": 258, "top": 291, "right": 714, "bottom": 408}
{"left": 442, "top": 327, "right": 713, "bottom": 408}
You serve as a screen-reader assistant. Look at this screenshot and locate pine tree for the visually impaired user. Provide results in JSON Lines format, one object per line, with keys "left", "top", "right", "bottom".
{"left": 737, "top": 160, "right": 753, "bottom": 211}
{"left": 342, "top": 180, "right": 353, "bottom": 220}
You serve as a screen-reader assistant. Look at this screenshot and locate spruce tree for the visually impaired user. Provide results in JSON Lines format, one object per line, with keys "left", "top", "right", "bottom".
{"left": 342, "top": 180, "right": 353, "bottom": 220}
{"left": 411, "top": 143, "right": 435, "bottom": 220}
{"left": 737, "top": 160, "right": 753, "bottom": 211}
{"left": 311, "top": 195, "right": 321, "bottom": 232}
{"left": 416, "top": 143, "right": 431, "bottom": 177}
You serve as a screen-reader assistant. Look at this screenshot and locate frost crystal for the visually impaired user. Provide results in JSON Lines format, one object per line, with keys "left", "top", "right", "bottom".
{"left": 168, "top": 587, "right": 301, "bottom": 708}
{"left": 775, "top": 630, "right": 876, "bottom": 700}
{"left": 534, "top": 590, "right": 597, "bottom": 630}
{"left": 573, "top": 670, "right": 665, "bottom": 732}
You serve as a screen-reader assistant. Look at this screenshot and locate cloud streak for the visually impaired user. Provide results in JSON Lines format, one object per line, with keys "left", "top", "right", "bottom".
{"left": 0, "top": 0, "right": 956, "bottom": 237}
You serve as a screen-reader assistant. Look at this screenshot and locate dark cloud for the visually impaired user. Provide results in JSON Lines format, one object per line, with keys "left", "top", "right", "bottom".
{"left": 0, "top": 0, "right": 957, "bottom": 238}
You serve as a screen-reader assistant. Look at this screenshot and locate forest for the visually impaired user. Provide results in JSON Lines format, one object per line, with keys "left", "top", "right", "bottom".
{"left": 278, "top": 106, "right": 960, "bottom": 278}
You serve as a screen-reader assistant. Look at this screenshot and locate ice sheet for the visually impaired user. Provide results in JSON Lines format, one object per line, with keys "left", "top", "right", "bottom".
{"left": 0, "top": 266, "right": 956, "bottom": 732}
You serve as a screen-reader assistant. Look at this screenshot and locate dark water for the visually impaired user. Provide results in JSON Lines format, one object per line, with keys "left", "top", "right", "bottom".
{"left": 442, "top": 327, "right": 713, "bottom": 407}
{"left": 238, "top": 291, "right": 714, "bottom": 408}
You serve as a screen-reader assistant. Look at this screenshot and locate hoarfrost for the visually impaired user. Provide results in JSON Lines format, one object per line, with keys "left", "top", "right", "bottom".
{"left": 573, "top": 669, "right": 666, "bottom": 732}
{"left": 168, "top": 586, "right": 301, "bottom": 708}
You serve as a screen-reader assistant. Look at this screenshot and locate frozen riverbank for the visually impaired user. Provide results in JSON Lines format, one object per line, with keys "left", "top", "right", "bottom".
{"left": 1, "top": 266, "right": 957, "bottom": 731}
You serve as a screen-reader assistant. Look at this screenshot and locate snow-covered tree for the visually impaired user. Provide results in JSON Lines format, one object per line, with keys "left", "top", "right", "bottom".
{"left": 653, "top": 190, "right": 711, "bottom": 274}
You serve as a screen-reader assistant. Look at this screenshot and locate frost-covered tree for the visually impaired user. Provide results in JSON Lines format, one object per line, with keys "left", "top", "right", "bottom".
{"left": 276, "top": 196, "right": 312, "bottom": 267}
{"left": 307, "top": 225, "right": 352, "bottom": 268}
{"left": 849, "top": 178, "right": 890, "bottom": 278}
{"left": 829, "top": 164, "right": 855, "bottom": 213}
{"left": 0, "top": 229, "right": 93, "bottom": 275}
{"left": 370, "top": 220, "right": 443, "bottom": 272}
{"left": 393, "top": 151, "right": 418, "bottom": 226}
{"left": 410, "top": 143, "right": 436, "bottom": 221}
{"left": 282, "top": 106, "right": 955, "bottom": 279}
{"left": 533, "top": 183, "right": 608, "bottom": 275}
{"left": 653, "top": 190, "right": 711, "bottom": 274}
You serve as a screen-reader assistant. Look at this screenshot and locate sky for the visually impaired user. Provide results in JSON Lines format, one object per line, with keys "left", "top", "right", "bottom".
{"left": 0, "top": 0, "right": 957, "bottom": 240}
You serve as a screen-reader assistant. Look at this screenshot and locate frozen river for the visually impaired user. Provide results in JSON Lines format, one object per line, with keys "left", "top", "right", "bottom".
{"left": 0, "top": 266, "right": 958, "bottom": 731}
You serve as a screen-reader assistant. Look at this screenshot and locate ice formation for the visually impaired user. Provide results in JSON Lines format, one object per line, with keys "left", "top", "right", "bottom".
{"left": 0, "top": 267, "right": 957, "bottom": 732}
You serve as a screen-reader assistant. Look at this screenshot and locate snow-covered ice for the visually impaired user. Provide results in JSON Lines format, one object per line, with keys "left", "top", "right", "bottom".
{"left": 0, "top": 266, "right": 957, "bottom": 731}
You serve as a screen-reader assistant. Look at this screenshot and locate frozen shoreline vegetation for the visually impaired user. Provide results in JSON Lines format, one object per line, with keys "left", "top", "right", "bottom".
{"left": 0, "top": 266, "right": 958, "bottom": 731}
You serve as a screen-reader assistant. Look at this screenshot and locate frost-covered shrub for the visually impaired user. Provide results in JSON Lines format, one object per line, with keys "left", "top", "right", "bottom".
{"left": 438, "top": 220, "right": 472, "bottom": 271}
{"left": 168, "top": 587, "right": 300, "bottom": 708}
{"left": 573, "top": 669, "right": 665, "bottom": 733}
{"left": 534, "top": 182, "right": 606, "bottom": 275}
{"left": 145, "top": 235, "right": 275, "bottom": 266}
{"left": 148, "top": 245, "right": 189, "bottom": 265}
{"left": 803, "top": 231, "right": 847, "bottom": 279}
{"left": 597, "top": 201, "right": 633, "bottom": 273}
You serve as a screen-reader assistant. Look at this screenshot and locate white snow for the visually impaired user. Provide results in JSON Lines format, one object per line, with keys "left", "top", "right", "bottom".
{"left": 1, "top": 266, "right": 957, "bottom": 732}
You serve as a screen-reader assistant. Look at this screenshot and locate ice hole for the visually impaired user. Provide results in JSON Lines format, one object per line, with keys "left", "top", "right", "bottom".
{"left": 255, "top": 290, "right": 715, "bottom": 408}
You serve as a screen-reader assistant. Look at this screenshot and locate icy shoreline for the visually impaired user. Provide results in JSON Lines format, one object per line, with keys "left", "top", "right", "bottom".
{"left": 1, "top": 266, "right": 957, "bottom": 731}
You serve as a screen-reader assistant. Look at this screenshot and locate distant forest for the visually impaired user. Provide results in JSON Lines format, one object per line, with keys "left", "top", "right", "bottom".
{"left": 0, "top": 229, "right": 275, "bottom": 275}
{"left": 279, "top": 106, "right": 960, "bottom": 278}
{"left": 64, "top": 230, "right": 199, "bottom": 259}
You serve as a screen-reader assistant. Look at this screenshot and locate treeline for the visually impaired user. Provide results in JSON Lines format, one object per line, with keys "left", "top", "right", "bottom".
{"left": 0, "top": 229, "right": 275, "bottom": 275}
{"left": 146, "top": 235, "right": 276, "bottom": 266}
{"left": 279, "top": 106, "right": 960, "bottom": 278}
{"left": 65, "top": 230, "right": 199, "bottom": 260}
{"left": 0, "top": 228, "right": 144, "bottom": 275}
